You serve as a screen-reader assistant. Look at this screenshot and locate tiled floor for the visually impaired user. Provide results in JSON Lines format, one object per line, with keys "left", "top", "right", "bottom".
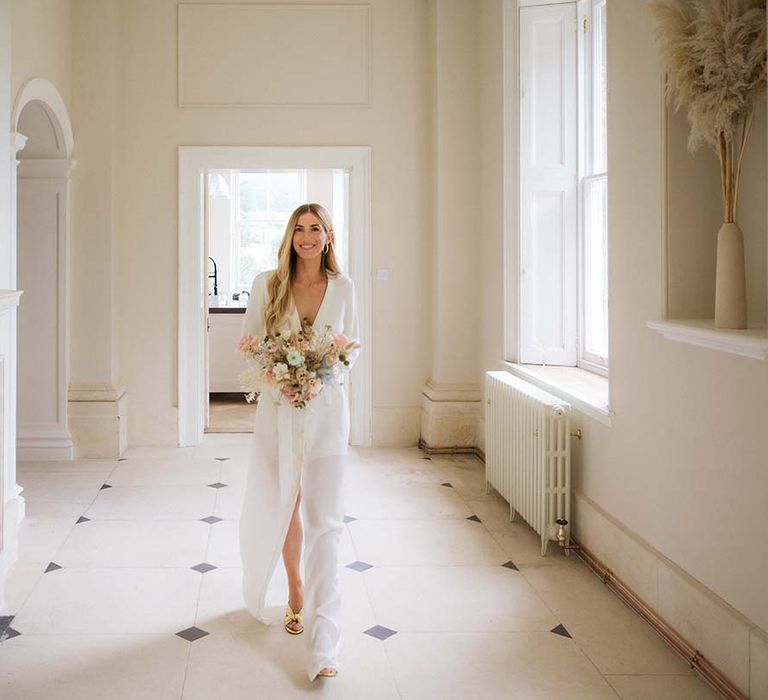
{"left": 0, "top": 437, "right": 720, "bottom": 699}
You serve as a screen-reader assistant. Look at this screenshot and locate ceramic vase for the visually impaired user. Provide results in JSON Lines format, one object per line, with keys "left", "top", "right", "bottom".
{"left": 714, "top": 222, "right": 747, "bottom": 329}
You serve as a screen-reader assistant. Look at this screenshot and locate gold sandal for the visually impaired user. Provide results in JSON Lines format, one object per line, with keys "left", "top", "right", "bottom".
{"left": 284, "top": 603, "right": 304, "bottom": 634}
{"left": 317, "top": 667, "right": 338, "bottom": 677}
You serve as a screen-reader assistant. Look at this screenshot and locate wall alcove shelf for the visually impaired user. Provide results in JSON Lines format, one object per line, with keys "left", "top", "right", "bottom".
{"left": 646, "top": 319, "right": 768, "bottom": 360}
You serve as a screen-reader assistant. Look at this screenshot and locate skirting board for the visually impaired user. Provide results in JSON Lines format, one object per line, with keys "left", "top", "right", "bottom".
{"left": 16, "top": 436, "right": 74, "bottom": 461}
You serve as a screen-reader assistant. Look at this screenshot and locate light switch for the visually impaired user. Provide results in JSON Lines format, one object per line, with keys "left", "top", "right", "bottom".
{"left": 376, "top": 268, "right": 390, "bottom": 281}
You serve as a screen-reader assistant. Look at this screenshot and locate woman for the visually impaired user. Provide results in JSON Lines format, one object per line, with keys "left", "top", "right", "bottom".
{"left": 238, "top": 202, "right": 360, "bottom": 681}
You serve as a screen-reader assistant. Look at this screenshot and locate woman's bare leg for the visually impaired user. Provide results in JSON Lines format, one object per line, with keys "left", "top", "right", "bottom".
{"left": 283, "top": 485, "right": 304, "bottom": 631}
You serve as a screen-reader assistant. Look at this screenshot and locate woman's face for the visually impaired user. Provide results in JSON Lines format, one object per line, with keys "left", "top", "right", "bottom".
{"left": 292, "top": 211, "right": 332, "bottom": 261}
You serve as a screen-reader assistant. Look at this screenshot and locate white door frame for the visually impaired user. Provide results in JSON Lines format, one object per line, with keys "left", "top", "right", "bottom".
{"left": 178, "top": 146, "right": 373, "bottom": 447}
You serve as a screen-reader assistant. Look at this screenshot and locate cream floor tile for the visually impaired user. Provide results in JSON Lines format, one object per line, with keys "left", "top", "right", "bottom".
{"left": 11, "top": 568, "right": 201, "bottom": 634}
{"left": 108, "top": 460, "right": 221, "bottom": 486}
{"left": 487, "top": 521, "right": 573, "bottom": 566}
{"left": 56, "top": 520, "right": 212, "bottom": 568}
{"left": 183, "top": 627, "right": 399, "bottom": 700}
{"left": 604, "top": 674, "right": 721, "bottom": 699}
{"left": 15, "top": 515, "right": 78, "bottom": 564}
{"left": 0, "top": 560, "right": 46, "bottom": 615}
{"left": 521, "top": 563, "right": 693, "bottom": 675}
{"left": 344, "top": 462, "right": 442, "bottom": 490}
{"left": 363, "top": 564, "right": 559, "bottom": 632}
{"left": 207, "top": 519, "right": 240, "bottom": 567}
{"left": 431, "top": 463, "right": 490, "bottom": 499}
{"left": 352, "top": 446, "right": 429, "bottom": 464}
{"left": 465, "top": 493, "right": 519, "bottom": 531}
{"left": 345, "top": 480, "right": 474, "bottom": 519}
{"left": 0, "top": 633, "right": 189, "bottom": 700}
{"left": 16, "top": 471, "right": 109, "bottom": 504}
{"left": 212, "top": 483, "right": 244, "bottom": 519}
{"left": 195, "top": 568, "right": 273, "bottom": 635}
{"left": 386, "top": 631, "right": 620, "bottom": 700}
{"left": 17, "top": 458, "right": 117, "bottom": 473}
{"left": 220, "top": 459, "right": 248, "bottom": 486}
{"left": 84, "top": 485, "right": 217, "bottom": 520}
{"left": 348, "top": 519, "right": 507, "bottom": 566}
{"left": 22, "top": 499, "right": 87, "bottom": 519}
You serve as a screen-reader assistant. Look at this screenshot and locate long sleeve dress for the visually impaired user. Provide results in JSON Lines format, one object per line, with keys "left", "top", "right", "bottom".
{"left": 238, "top": 268, "right": 360, "bottom": 681}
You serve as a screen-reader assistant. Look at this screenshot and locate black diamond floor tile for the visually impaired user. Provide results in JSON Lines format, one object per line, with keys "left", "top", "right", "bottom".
{"left": 214, "top": 457, "right": 230, "bottom": 462}
{"left": 466, "top": 514, "right": 482, "bottom": 523}
{"left": 343, "top": 515, "right": 357, "bottom": 523}
{"left": 0, "top": 626, "right": 21, "bottom": 641}
{"left": 191, "top": 562, "right": 217, "bottom": 573}
{"left": 207, "top": 482, "right": 228, "bottom": 489}
{"left": 200, "top": 515, "right": 223, "bottom": 524}
{"left": 44, "top": 562, "right": 62, "bottom": 573}
{"left": 551, "top": 623, "right": 571, "bottom": 638}
{"left": 100, "top": 483, "right": 112, "bottom": 490}
{"left": 363, "top": 624, "right": 397, "bottom": 640}
{"left": 0, "top": 615, "right": 13, "bottom": 636}
{"left": 176, "top": 626, "right": 209, "bottom": 642}
{"left": 117, "top": 458, "right": 128, "bottom": 461}
{"left": 502, "top": 560, "right": 519, "bottom": 571}
{"left": 76, "top": 516, "right": 91, "bottom": 524}
{"left": 440, "top": 482, "right": 453, "bottom": 488}
{"left": 345, "top": 560, "right": 373, "bottom": 572}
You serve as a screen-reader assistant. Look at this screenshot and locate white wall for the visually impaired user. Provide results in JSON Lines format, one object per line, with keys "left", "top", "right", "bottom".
{"left": 11, "top": 0, "right": 72, "bottom": 104}
{"left": 97, "top": 0, "right": 433, "bottom": 444}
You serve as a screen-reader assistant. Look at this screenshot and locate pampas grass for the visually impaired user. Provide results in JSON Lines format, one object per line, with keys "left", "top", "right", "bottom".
{"left": 649, "top": 0, "right": 766, "bottom": 222}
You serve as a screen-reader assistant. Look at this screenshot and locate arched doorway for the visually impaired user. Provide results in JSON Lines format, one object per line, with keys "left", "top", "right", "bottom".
{"left": 12, "top": 79, "right": 75, "bottom": 460}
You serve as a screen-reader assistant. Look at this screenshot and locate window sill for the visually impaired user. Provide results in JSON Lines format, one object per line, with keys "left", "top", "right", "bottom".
{"left": 500, "top": 361, "right": 613, "bottom": 427}
{"left": 646, "top": 319, "right": 768, "bottom": 360}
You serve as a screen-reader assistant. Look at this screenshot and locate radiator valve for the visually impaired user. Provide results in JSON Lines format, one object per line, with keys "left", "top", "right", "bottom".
{"left": 555, "top": 518, "right": 581, "bottom": 551}
{"left": 556, "top": 518, "right": 568, "bottom": 547}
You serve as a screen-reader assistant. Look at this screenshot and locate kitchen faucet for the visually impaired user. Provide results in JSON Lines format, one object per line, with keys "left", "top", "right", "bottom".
{"left": 208, "top": 257, "right": 218, "bottom": 296}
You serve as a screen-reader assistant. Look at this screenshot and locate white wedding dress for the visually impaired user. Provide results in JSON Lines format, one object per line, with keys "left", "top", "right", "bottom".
{"left": 238, "top": 268, "right": 360, "bottom": 681}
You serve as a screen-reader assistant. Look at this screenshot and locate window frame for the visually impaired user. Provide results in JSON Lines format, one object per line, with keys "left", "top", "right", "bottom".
{"left": 232, "top": 170, "right": 307, "bottom": 291}
{"left": 577, "top": 0, "right": 609, "bottom": 375}
{"left": 508, "top": 0, "right": 609, "bottom": 376}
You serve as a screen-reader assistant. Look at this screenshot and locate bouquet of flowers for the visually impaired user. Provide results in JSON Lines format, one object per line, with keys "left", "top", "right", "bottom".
{"left": 238, "top": 320, "right": 360, "bottom": 409}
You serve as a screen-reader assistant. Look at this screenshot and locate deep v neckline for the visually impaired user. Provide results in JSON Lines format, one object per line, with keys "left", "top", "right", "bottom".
{"left": 292, "top": 275, "right": 332, "bottom": 330}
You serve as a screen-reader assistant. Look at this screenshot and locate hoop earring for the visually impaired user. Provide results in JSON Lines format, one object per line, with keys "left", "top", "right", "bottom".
{"left": 323, "top": 241, "right": 330, "bottom": 255}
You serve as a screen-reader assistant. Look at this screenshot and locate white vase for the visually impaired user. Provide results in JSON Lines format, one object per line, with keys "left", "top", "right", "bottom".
{"left": 714, "top": 222, "right": 747, "bottom": 329}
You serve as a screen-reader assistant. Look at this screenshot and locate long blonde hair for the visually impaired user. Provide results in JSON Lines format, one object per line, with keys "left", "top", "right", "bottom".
{"left": 264, "top": 202, "right": 342, "bottom": 335}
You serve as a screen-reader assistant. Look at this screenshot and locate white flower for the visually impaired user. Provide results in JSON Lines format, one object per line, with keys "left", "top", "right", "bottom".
{"left": 286, "top": 349, "right": 305, "bottom": 367}
{"left": 280, "top": 329, "right": 292, "bottom": 340}
{"left": 273, "top": 362, "right": 289, "bottom": 379}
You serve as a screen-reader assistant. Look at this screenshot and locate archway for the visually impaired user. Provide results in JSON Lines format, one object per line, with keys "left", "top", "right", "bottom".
{"left": 12, "top": 78, "right": 75, "bottom": 460}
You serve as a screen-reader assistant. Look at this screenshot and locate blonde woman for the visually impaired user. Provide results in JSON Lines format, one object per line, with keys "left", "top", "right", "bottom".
{"left": 239, "top": 202, "right": 360, "bottom": 681}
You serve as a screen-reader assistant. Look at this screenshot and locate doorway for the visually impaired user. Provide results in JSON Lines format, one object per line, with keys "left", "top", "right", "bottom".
{"left": 204, "top": 168, "right": 351, "bottom": 433}
{"left": 178, "top": 147, "right": 372, "bottom": 447}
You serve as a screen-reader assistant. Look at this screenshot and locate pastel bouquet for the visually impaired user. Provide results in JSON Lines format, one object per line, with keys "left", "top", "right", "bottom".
{"left": 237, "top": 320, "right": 360, "bottom": 409}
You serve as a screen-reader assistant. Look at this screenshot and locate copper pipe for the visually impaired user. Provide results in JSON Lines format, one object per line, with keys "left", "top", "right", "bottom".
{"left": 572, "top": 538, "right": 747, "bottom": 700}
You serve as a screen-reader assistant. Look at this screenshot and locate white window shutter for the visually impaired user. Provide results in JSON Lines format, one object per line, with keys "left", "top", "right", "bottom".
{"left": 518, "top": 3, "right": 578, "bottom": 365}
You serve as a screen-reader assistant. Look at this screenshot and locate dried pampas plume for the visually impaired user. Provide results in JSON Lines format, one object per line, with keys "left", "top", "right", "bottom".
{"left": 649, "top": 0, "right": 766, "bottom": 222}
